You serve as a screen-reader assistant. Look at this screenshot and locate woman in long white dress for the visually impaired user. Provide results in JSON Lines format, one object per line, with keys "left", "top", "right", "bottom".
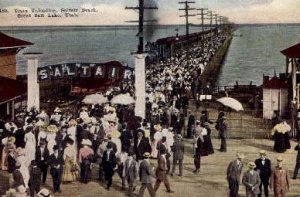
{"left": 67, "top": 119, "right": 78, "bottom": 161}
{"left": 24, "top": 128, "right": 36, "bottom": 167}
{"left": 15, "top": 148, "right": 30, "bottom": 189}
{"left": 151, "top": 124, "right": 163, "bottom": 158}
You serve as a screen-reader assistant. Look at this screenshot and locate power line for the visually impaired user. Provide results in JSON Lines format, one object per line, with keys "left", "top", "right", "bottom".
{"left": 125, "top": 0, "right": 158, "bottom": 54}
{"left": 179, "top": 1, "right": 196, "bottom": 56}
{"left": 196, "top": 8, "right": 208, "bottom": 32}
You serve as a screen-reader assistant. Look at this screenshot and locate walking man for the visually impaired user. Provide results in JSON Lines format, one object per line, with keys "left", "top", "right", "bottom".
{"left": 138, "top": 152, "right": 155, "bottom": 197}
{"left": 29, "top": 160, "right": 41, "bottom": 197}
{"left": 102, "top": 143, "right": 117, "bottom": 190}
{"left": 193, "top": 131, "right": 204, "bottom": 174}
{"left": 242, "top": 162, "right": 261, "bottom": 197}
{"left": 292, "top": 139, "right": 300, "bottom": 179}
{"left": 171, "top": 134, "right": 184, "bottom": 176}
{"left": 227, "top": 153, "right": 244, "bottom": 197}
{"left": 255, "top": 150, "right": 271, "bottom": 197}
{"left": 124, "top": 149, "right": 139, "bottom": 197}
{"left": 154, "top": 146, "right": 174, "bottom": 193}
{"left": 48, "top": 145, "right": 64, "bottom": 193}
{"left": 36, "top": 140, "right": 49, "bottom": 184}
{"left": 270, "top": 156, "right": 290, "bottom": 197}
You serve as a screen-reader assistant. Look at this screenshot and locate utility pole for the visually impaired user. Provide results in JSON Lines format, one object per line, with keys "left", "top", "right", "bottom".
{"left": 179, "top": 1, "right": 196, "bottom": 56}
{"left": 125, "top": 0, "right": 158, "bottom": 119}
{"left": 213, "top": 14, "right": 218, "bottom": 31}
{"left": 125, "top": 0, "right": 158, "bottom": 54}
{"left": 196, "top": 8, "right": 208, "bottom": 32}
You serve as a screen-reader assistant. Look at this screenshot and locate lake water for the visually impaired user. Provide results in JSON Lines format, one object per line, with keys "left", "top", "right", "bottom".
{"left": 1, "top": 24, "right": 300, "bottom": 86}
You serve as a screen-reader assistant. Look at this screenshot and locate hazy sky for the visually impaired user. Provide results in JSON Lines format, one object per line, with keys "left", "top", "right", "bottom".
{"left": 0, "top": 0, "right": 299, "bottom": 26}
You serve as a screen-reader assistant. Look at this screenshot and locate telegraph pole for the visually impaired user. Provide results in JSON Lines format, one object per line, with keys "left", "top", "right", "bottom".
{"left": 125, "top": 0, "right": 158, "bottom": 119}
{"left": 196, "top": 8, "right": 208, "bottom": 32}
{"left": 179, "top": 1, "right": 196, "bottom": 56}
{"left": 213, "top": 14, "right": 218, "bottom": 31}
{"left": 125, "top": 0, "right": 158, "bottom": 54}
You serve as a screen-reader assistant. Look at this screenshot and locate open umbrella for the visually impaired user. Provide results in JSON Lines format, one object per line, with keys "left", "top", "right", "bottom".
{"left": 82, "top": 93, "right": 108, "bottom": 105}
{"left": 216, "top": 97, "right": 244, "bottom": 111}
{"left": 271, "top": 121, "right": 291, "bottom": 135}
{"left": 111, "top": 93, "right": 135, "bottom": 105}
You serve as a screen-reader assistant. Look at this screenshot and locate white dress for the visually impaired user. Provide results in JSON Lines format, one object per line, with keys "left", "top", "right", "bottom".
{"left": 17, "top": 155, "right": 30, "bottom": 189}
{"left": 67, "top": 126, "right": 77, "bottom": 158}
{"left": 151, "top": 131, "right": 162, "bottom": 158}
{"left": 24, "top": 132, "right": 36, "bottom": 167}
{"left": 46, "top": 133, "right": 57, "bottom": 155}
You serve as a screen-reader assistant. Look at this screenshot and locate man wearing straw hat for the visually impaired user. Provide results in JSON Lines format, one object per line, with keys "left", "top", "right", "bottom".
{"left": 138, "top": 152, "right": 155, "bottom": 197}
{"left": 242, "top": 162, "right": 261, "bottom": 197}
{"left": 227, "top": 153, "right": 244, "bottom": 197}
{"left": 255, "top": 150, "right": 271, "bottom": 197}
{"left": 270, "top": 156, "right": 290, "bottom": 197}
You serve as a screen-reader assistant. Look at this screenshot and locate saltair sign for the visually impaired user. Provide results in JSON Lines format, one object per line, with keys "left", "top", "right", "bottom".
{"left": 38, "top": 61, "right": 131, "bottom": 80}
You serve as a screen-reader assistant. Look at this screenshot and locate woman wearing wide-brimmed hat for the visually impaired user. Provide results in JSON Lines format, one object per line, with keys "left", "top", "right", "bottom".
{"left": 46, "top": 125, "right": 58, "bottom": 155}
{"left": 78, "top": 139, "right": 94, "bottom": 183}
{"left": 24, "top": 126, "right": 36, "bottom": 167}
{"left": 1, "top": 136, "right": 16, "bottom": 171}
{"left": 62, "top": 138, "right": 79, "bottom": 183}
{"left": 151, "top": 124, "right": 163, "bottom": 159}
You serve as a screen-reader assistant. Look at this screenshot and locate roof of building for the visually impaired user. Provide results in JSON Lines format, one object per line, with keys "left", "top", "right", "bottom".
{"left": 0, "top": 32, "right": 33, "bottom": 49}
{"left": 0, "top": 76, "right": 27, "bottom": 104}
{"left": 281, "top": 43, "right": 300, "bottom": 58}
{"left": 263, "top": 76, "right": 288, "bottom": 89}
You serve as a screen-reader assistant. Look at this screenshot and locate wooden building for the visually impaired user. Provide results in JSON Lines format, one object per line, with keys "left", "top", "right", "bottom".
{"left": 263, "top": 76, "right": 289, "bottom": 119}
{"left": 0, "top": 32, "right": 32, "bottom": 118}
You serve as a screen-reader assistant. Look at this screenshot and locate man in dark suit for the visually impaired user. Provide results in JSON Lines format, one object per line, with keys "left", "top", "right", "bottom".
{"left": 292, "top": 140, "right": 300, "bottom": 179}
{"left": 171, "top": 134, "right": 184, "bottom": 176}
{"left": 134, "top": 130, "right": 151, "bottom": 162}
{"left": 48, "top": 145, "right": 64, "bottom": 193}
{"left": 138, "top": 152, "right": 155, "bottom": 197}
{"left": 102, "top": 143, "right": 117, "bottom": 190}
{"left": 120, "top": 123, "right": 132, "bottom": 153}
{"left": 187, "top": 111, "right": 195, "bottom": 138}
{"left": 255, "top": 150, "right": 271, "bottom": 197}
{"left": 227, "top": 153, "right": 244, "bottom": 197}
{"left": 29, "top": 160, "right": 41, "bottom": 197}
{"left": 36, "top": 140, "right": 49, "bottom": 184}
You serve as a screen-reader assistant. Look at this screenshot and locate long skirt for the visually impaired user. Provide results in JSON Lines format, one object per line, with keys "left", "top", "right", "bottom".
{"left": 62, "top": 156, "right": 79, "bottom": 182}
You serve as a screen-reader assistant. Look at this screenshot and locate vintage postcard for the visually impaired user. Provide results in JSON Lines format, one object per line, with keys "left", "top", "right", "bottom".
{"left": 0, "top": 0, "right": 300, "bottom": 197}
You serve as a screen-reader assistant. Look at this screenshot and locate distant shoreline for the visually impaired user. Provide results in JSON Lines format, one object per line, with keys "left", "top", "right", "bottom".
{"left": 0, "top": 23, "right": 300, "bottom": 31}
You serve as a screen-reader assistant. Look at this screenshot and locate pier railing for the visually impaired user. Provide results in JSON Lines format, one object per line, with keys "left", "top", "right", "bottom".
{"left": 211, "top": 85, "right": 258, "bottom": 94}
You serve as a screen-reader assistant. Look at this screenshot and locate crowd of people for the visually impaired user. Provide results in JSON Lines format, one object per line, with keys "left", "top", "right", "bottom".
{"left": 0, "top": 32, "right": 229, "bottom": 197}
{"left": 226, "top": 150, "right": 296, "bottom": 197}
{"left": 1, "top": 29, "right": 298, "bottom": 197}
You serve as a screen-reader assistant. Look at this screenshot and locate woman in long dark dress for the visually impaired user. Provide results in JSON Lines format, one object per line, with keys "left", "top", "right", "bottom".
{"left": 273, "top": 131, "right": 285, "bottom": 152}
{"left": 203, "top": 122, "right": 214, "bottom": 154}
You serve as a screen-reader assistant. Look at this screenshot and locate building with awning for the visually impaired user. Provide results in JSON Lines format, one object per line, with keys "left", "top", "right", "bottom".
{"left": 280, "top": 42, "right": 300, "bottom": 137}
{"left": 0, "top": 32, "right": 33, "bottom": 118}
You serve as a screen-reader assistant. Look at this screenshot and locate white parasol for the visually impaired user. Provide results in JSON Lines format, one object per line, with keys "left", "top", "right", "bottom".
{"left": 271, "top": 121, "right": 291, "bottom": 135}
{"left": 216, "top": 97, "right": 244, "bottom": 111}
{"left": 111, "top": 93, "right": 135, "bottom": 105}
{"left": 82, "top": 93, "right": 109, "bottom": 105}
